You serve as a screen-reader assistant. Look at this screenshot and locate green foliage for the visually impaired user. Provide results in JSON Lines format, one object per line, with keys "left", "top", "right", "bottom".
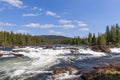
{"left": 0, "top": 31, "right": 45, "bottom": 47}
{"left": 0, "top": 23, "right": 120, "bottom": 46}
{"left": 61, "top": 23, "right": 120, "bottom": 46}
{"left": 105, "top": 24, "right": 120, "bottom": 46}
{"left": 88, "top": 33, "right": 92, "bottom": 45}
{"left": 98, "top": 34, "right": 106, "bottom": 45}
{"left": 85, "top": 74, "right": 120, "bottom": 80}
{"left": 92, "top": 33, "right": 96, "bottom": 45}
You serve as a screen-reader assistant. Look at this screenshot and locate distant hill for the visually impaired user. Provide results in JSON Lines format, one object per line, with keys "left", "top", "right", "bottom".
{"left": 40, "top": 35, "right": 72, "bottom": 40}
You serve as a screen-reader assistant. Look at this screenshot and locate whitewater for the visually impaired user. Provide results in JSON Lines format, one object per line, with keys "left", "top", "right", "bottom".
{"left": 0, "top": 46, "right": 120, "bottom": 80}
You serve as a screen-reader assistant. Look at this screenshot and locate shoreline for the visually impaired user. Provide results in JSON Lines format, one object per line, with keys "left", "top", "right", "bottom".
{"left": 81, "top": 62, "right": 120, "bottom": 80}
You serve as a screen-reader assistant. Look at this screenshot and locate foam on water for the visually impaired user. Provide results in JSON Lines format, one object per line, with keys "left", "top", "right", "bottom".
{"left": 110, "top": 47, "right": 120, "bottom": 53}
{"left": 0, "top": 46, "right": 120, "bottom": 80}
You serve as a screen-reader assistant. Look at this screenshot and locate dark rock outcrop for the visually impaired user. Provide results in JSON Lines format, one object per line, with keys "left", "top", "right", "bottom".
{"left": 81, "top": 63, "right": 120, "bottom": 80}
{"left": 110, "top": 63, "right": 120, "bottom": 71}
{"left": 53, "top": 68, "right": 66, "bottom": 75}
{"left": 92, "top": 45, "right": 111, "bottom": 53}
{"left": 65, "top": 66, "right": 76, "bottom": 72}
{"left": 53, "top": 66, "right": 78, "bottom": 75}
{"left": 0, "top": 54, "right": 3, "bottom": 57}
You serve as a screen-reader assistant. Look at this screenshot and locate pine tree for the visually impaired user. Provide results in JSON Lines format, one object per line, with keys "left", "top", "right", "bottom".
{"left": 110, "top": 26, "right": 117, "bottom": 45}
{"left": 115, "top": 24, "right": 120, "bottom": 46}
{"left": 88, "top": 33, "right": 92, "bottom": 45}
{"left": 92, "top": 33, "right": 96, "bottom": 45}
{"left": 98, "top": 34, "right": 106, "bottom": 45}
{"left": 106, "top": 25, "right": 110, "bottom": 45}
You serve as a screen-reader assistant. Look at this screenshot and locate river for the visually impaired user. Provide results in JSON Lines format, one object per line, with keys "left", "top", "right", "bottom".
{"left": 0, "top": 46, "right": 120, "bottom": 80}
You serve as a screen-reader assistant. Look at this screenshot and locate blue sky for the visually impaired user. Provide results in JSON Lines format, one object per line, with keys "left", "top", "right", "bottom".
{"left": 0, "top": 0, "right": 120, "bottom": 37}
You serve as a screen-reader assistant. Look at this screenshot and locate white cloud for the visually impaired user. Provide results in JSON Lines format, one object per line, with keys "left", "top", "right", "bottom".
{"left": 0, "top": 0, "right": 23, "bottom": 8}
{"left": 76, "top": 21, "right": 88, "bottom": 27}
{"left": 57, "top": 19, "right": 75, "bottom": 29}
{"left": 79, "top": 28, "right": 89, "bottom": 31}
{"left": 31, "top": 6, "right": 42, "bottom": 11}
{"left": 48, "top": 30, "right": 62, "bottom": 35}
{"left": 62, "top": 24, "right": 74, "bottom": 29}
{"left": 0, "top": 22, "right": 16, "bottom": 27}
{"left": 24, "top": 23, "right": 54, "bottom": 28}
{"left": 23, "top": 13, "right": 38, "bottom": 17}
{"left": 58, "top": 19, "right": 72, "bottom": 24}
{"left": 16, "top": 30, "right": 27, "bottom": 33}
{"left": 46, "top": 11, "right": 60, "bottom": 18}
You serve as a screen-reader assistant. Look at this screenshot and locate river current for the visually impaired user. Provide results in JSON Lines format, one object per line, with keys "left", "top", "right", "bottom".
{"left": 0, "top": 46, "right": 120, "bottom": 80}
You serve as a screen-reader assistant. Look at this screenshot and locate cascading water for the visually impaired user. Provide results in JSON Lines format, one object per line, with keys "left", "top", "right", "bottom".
{"left": 0, "top": 46, "right": 120, "bottom": 80}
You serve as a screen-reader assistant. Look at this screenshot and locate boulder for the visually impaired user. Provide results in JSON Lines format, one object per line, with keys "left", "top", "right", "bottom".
{"left": 0, "top": 54, "right": 3, "bottom": 57}
{"left": 92, "top": 45, "right": 111, "bottom": 53}
{"left": 53, "top": 66, "right": 78, "bottom": 75}
{"left": 53, "top": 68, "right": 65, "bottom": 75}
{"left": 65, "top": 66, "right": 77, "bottom": 73}
{"left": 110, "top": 63, "right": 120, "bottom": 71}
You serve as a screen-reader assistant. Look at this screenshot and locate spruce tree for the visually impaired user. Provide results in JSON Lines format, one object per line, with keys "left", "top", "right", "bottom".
{"left": 88, "top": 33, "right": 92, "bottom": 45}
{"left": 92, "top": 33, "right": 96, "bottom": 45}
{"left": 106, "top": 25, "right": 110, "bottom": 45}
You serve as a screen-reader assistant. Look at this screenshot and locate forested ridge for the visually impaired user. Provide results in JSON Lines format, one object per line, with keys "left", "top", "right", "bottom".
{"left": 0, "top": 24, "right": 120, "bottom": 47}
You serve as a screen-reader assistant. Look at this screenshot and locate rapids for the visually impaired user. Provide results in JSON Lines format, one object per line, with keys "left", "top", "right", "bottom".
{"left": 0, "top": 46, "right": 120, "bottom": 80}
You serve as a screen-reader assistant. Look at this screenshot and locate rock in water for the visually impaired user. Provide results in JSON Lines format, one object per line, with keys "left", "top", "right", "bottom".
{"left": 0, "top": 54, "right": 3, "bottom": 57}
{"left": 53, "top": 68, "right": 66, "bottom": 75}
{"left": 92, "top": 45, "right": 111, "bottom": 53}
{"left": 12, "top": 53, "right": 24, "bottom": 57}
{"left": 53, "top": 66, "right": 78, "bottom": 75}
{"left": 110, "top": 63, "right": 120, "bottom": 71}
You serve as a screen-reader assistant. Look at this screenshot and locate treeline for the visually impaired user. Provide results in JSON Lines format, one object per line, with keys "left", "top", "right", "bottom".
{"left": 0, "top": 23, "right": 120, "bottom": 47}
{"left": 0, "top": 31, "right": 45, "bottom": 47}
{"left": 61, "top": 24, "right": 120, "bottom": 46}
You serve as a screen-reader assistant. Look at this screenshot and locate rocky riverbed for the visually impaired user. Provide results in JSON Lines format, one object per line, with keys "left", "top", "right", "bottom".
{"left": 0, "top": 46, "right": 120, "bottom": 80}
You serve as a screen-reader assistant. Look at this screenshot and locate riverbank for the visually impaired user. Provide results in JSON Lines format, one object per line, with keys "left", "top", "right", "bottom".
{"left": 81, "top": 63, "right": 120, "bottom": 80}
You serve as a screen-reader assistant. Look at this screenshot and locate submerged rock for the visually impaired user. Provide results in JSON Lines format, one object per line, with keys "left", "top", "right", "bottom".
{"left": 70, "top": 49, "right": 80, "bottom": 54}
{"left": 43, "top": 45, "right": 53, "bottom": 49}
{"left": 49, "top": 66, "right": 82, "bottom": 80}
{"left": 53, "top": 66, "right": 78, "bottom": 75}
{"left": 53, "top": 68, "right": 66, "bottom": 75}
{"left": 12, "top": 53, "right": 24, "bottom": 57}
